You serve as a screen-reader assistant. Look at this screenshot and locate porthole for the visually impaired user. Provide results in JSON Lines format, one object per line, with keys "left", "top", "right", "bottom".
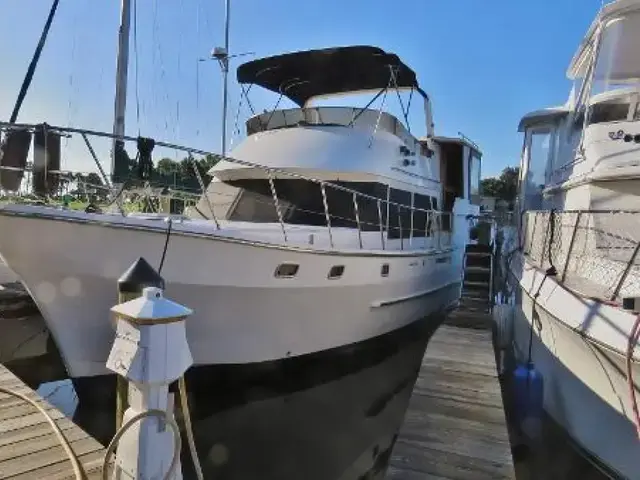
{"left": 328, "top": 265, "right": 345, "bottom": 279}
{"left": 381, "top": 264, "right": 390, "bottom": 277}
{"left": 275, "top": 263, "right": 299, "bottom": 278}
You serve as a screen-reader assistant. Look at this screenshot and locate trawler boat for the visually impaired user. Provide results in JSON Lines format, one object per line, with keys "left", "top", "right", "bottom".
{"left": 510, "top": 0, "right": 640, "bottom": 477}
{"left": 0, "top": 46, "right": 481, "bottom": 478}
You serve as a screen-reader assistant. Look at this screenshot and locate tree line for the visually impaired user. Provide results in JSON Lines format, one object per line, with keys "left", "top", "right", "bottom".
{"left": 152, "top": 154, "right": 220, "bottom": 191}
{"left": 51, "top": 154, "right": 220, "bottom": 199}
{"left": 480, "top": 166, "right": 519, "bottom": 204}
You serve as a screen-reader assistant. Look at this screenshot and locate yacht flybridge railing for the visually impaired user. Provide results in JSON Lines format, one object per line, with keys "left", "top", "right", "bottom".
{"left": 0, "top": 122, "right": 453, "bottom": 251}
{"left": 522, "top": 210, "right": 640, "bottom": 302}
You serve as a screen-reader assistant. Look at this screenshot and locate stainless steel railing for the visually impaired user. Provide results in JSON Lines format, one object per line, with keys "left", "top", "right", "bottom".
{"left": 522, "top": 210, "right": 640, "bottom": 302}
{"left": 0, "top": 121, "right": 454, "bottom": 252}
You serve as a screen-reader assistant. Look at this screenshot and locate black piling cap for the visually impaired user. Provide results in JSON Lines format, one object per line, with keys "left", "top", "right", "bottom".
{"left": 118, "top": 257, "right": 165, "bottom": 294}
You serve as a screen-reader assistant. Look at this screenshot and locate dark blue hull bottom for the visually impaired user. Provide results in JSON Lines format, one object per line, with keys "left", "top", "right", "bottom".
{"left": 73, "top": 292, "right": 457, "bottom": 479}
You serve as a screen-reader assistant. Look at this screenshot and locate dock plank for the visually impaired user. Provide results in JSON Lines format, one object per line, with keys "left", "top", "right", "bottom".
{"left": 0, "top": 364, "right": 107, "bottom": 479}
{"left": 387, "top": 323, "right": 515, "bottom": 479}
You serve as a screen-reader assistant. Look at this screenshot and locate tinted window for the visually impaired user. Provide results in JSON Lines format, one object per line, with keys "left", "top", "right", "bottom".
{"left": 413, "top": 194, "right": 432, "bottom": 237}
{"left": 388, "top": 188, "right": 411, "bottom": 239}
{"left": 223, "top": 179, "right": 436, "bottom": 237}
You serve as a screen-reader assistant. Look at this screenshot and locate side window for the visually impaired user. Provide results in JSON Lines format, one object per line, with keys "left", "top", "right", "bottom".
{"left": 469, "top": 152, "right": 481, "bottom": 200}
{"left": 522, "top": 129, "right": 552, "bottom": 210}
{"left": 388, "top": 188, "right": 412, "bottom": 239}
{"left": 413, "top": 193, "right": 431, "bottom": 237}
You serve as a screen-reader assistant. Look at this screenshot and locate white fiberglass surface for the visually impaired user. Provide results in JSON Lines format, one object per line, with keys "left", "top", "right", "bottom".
{"left": 1, "top": 204, "right": 444, "bottom": 253}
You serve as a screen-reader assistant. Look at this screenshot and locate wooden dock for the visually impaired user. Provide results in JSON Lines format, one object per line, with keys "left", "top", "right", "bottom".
{"left": 387, "top": 323, "right": 515, "bottom": 480}
{"left": 0, "top": 364, "right": 107, "bottom": 479}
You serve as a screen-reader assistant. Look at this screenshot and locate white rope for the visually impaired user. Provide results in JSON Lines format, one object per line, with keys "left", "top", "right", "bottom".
{"left": 179, "top": 376, "right": 204, "bottom": 480}
{"left": 102, "top": 408, "right": 182, "bottom": 480}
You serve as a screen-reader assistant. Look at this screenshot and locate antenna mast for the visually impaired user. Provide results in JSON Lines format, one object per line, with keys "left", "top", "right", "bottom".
{"left": 204, "top": 1, "right": 254, "bottom": 156}
{"left": 213, "top": 0, "right": 231, "bottom": 157}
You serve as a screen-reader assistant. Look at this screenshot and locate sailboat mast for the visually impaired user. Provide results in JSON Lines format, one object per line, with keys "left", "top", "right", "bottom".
{"left": 111, "top": 0, "right": 131, "bottom": 182}
{"left": 221, "top": 0, "right": 231, "bottom": 157}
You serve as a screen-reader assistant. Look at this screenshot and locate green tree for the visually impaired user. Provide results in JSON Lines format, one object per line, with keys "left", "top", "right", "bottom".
{"left": 156, "top": 157, "right": 179, "bottom": 176}
{"left": 480, "top": 166, "right": 519, "bottom": 202}
{"left": 480, "top": 177, "right": 502, "bottom": 198}
{"left": 499, "top": 166, "right": 519, "bottom": 202}
{"left": 85, "top": 172, "right": 103, "bottom": 187}
{"left": 199, "top": 154, "right": 221, "bottom": 173}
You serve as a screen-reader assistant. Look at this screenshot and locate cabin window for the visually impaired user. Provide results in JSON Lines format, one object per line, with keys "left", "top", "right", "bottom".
{"left": 197, "top": 178, "right": 445, "bottom": 241}
{"left": 225, "top": 179, "right": 390, "bottom": 229}
{"left": 275, "top": 263, "right": 299, "bottom": 278}
{"left": 216, "top": 179, "right": 440, "bottom": 238}
{"left": 381, "top": 264, "right": 390, "bottom": 276}
{"left": 469, "top": 152, "right": 481, "bottom": 199}
{"left": 521, "top": 129, "right": 552, "bottom": 210}
{"left": 413, "top": 193, "right": 431, "bottom": 238}
{"left": 590, "top": 11, "right": 640, "bottom": 99}
{"left": 387, "top": 188, "right": 411, "bottom": 239}
{"left": 589, "top": 100, "right": 631, "bottom": 124}
{"left": 386, "top": 189, "right": 438, "bottom": 239}
{"left": 328, "top": 265, "right": 345, "bottom": 279}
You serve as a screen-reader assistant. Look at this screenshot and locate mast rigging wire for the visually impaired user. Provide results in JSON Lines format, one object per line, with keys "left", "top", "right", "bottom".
{"left": 9, "top": 0, "right": 60, "bottom": 123}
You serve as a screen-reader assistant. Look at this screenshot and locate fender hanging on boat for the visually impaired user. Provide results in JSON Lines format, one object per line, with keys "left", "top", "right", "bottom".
{"left": 0, "top": 129, "right": 31, "bottom": 192}
{"left": 512, "top": 361, "right": 544, "bottom": 440}
{"left": 32, "top": 124, "right": 61, "bottom": 196}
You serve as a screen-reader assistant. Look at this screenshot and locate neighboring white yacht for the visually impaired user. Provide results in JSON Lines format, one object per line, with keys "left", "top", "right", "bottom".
{"left": 0, "top": 46, "right": 481, "bottom": 478}
{"left": 510, "top": 1, "right": 640, "bottom": 477}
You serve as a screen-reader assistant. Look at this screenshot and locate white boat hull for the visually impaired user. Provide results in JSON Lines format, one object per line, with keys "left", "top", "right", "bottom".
{"left": 0, "top": 207, "right": 463, "bottom": 379}
{"left": 510, "top": 254, "right": 640, "bottom": 479}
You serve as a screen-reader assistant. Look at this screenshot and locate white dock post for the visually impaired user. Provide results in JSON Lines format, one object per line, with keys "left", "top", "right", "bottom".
{"left": 106, "top": 285, "right": 193, "bottom": 480}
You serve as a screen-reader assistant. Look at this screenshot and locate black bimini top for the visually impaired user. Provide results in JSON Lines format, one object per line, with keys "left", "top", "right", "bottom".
{"left": 236, "top": 46, "right": 421, "bottom": 106}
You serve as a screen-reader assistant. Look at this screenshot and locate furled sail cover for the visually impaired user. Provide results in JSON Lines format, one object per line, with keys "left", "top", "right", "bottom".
{"left": 33, "top": 126, "right": 61, "bottom": 196}
{"left": 0, "top": 130, "right": 31, "bottom": 192}
{"left": 236, "top": 46, "right": 419, "bottom": 106}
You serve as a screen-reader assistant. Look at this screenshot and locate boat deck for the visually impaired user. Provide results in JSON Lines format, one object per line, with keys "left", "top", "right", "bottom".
{"left": 387, "top": 322, "right": 515, "bottom": 480}
{"left": 0, "top": 364, "right": 107, "bottom": 479}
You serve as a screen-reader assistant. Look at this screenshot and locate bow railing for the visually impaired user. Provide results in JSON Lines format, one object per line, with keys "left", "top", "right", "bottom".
{"left": 0, "top": 122, "right": 454, "bottom": 252}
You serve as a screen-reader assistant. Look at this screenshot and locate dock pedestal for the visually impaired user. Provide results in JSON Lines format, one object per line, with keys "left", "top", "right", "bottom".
{"left": 107, "top": 286, "right": 193, "bottom": 480}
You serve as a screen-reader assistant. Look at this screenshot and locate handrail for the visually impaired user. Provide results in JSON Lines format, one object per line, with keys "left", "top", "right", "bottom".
{"left": 561, "top": 211, "right": 582, "bottom": 282}
{"left": 612, "top": 242, "right": 640, "bottom": 301}
{"left": 0, "top": 121, "right": 438, "bottom": 217}
{"left": 0, "top": 121, "right": 458, "bottom": 252}
{"left": 525, "top": 208, "right": 640, "bottom": 214}
{"left": 523, "top": 209, "right": 640, "bottom": 302}
{"left": 352, "top": 192, "right": 363, "bottom": 249}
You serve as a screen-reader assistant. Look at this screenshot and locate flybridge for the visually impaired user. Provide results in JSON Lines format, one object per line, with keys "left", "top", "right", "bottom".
{"left": 236, "top": 46, "right": 426, "bottom": 107}
{"left": 236, "top": 45, "right": 435, "bottom": 140}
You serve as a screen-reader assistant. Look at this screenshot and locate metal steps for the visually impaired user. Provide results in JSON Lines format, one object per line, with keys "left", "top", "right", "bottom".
{"left": 460, "top": 242, "right": 494, "bottom": 312}
{"left": 465, "top": 266, "right": 491, "bottom": 274}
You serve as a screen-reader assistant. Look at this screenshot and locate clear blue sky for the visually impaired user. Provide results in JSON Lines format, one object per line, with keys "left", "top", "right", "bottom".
{"left": 1, "top": 0, "right": 602, "bottom": 177}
